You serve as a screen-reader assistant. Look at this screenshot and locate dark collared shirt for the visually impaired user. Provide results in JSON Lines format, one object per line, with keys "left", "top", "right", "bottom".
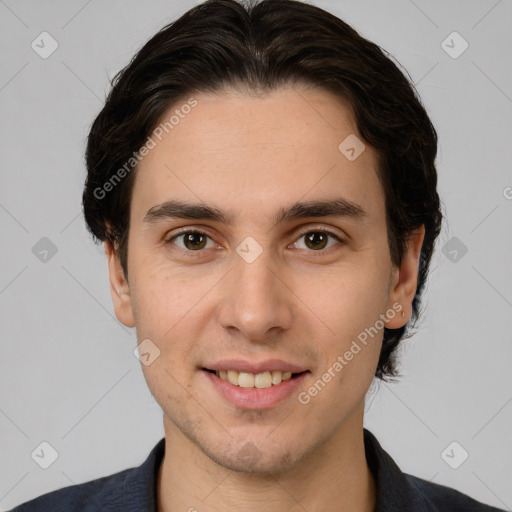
{"left": 9, "top": 429, "right": 505, "bottom": 511}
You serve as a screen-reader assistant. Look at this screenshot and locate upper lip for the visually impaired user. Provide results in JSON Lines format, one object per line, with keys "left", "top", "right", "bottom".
{"left": 203, "top": 359, "right": 309, "bottom": 374}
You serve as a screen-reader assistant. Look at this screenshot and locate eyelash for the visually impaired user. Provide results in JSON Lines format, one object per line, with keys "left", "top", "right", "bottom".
{"left": 165, "top": 227, "right": 344, "bottom": 254}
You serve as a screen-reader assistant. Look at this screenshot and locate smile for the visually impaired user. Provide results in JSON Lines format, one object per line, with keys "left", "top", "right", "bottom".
{"left": 211, "top": 369, "right": 304, "bottom": 388}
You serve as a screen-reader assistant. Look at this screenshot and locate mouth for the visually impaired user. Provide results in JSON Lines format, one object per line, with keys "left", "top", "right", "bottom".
{"left": 201, "top": 368, "right": 309, "bottom": 389}
{"left": 201, "top": 367, "right": 310, "bottom": 409}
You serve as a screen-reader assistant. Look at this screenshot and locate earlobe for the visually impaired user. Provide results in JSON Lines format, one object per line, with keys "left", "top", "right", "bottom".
{"left": 385, "top": 225, "right": 425, "bottom": 329}
{"left": 105, "top": 240, "right": 135, "bottom": 328}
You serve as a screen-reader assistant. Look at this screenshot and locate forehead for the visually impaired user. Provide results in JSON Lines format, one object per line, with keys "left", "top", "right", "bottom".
{"left": 131, "top": 87, "right": 384, "bottom": 224}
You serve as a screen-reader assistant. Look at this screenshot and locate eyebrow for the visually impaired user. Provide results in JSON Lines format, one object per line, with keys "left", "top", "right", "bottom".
{"left": 143, "top": 197, "right": 367, "bottom": 226}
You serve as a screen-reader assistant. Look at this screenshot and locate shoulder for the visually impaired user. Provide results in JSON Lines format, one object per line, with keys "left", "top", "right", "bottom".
{"left": 7, "top": 468, "right": 133, "bottom": 512}
{"left": 363, "top": 429, "right": 505, "bottom": 512}
{"left": 7, "top": 438, "right": 165, "bottom": 512}
{"left": 406, "top": 474, "right": 506, "bottom": 512}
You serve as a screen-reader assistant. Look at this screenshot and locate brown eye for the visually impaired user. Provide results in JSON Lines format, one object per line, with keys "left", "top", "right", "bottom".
{"left": 294, "top": 230, "right": 342, "bottom": 251}
{"left": 168, "top": 231, "right": 214, "bottom": 251}
{"left": 304, "top": 232, "right": 328, "bottom": 250}
{"left": 183, "top": 233, "right": 207, "bottom": 250}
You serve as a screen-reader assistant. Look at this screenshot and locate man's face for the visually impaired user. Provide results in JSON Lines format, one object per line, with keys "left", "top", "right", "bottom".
{"left": 109, "top": 87, "right": 413, "bottom": 474}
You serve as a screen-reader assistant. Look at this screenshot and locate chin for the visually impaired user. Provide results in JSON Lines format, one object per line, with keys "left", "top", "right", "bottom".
{"left": 206, "top": 442, "right": 300, "bottom": 476}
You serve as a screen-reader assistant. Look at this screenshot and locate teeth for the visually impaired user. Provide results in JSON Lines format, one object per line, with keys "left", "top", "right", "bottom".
{"left": 238, "top": 372, "right": 255, "bottom": 388}
{"left": 215, "top": 369, "right": 294, "bottom": 388}
{"left": 227, "top": 370, "right": 238, "bottom": 386}
{"left": 271, "top": 371, "right": 282, "bottom": 385}
{"left": 254, "top": 372, "right": 272, "bottom": 388}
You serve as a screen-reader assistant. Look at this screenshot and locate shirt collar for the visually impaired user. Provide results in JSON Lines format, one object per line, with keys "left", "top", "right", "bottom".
{"left": 364, "top": 428, "right": 436, "bottom": 511}
{"left": 117, "top": 437, "right": 164, "bottom": 511}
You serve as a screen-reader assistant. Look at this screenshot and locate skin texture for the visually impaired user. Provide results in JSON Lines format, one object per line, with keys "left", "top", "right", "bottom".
{"left": 105, "top": 87, "right": 424, "bottom": 512}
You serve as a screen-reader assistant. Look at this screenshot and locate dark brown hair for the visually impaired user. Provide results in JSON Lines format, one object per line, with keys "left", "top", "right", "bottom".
{"left": 83, "top": 0, "right": 442, "bottom": 380}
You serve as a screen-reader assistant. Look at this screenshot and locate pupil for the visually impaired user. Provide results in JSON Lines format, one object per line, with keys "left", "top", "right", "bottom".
{"left": 306, "top": 232, "right": 327, "bottom": 250}
{"left": 185, "top": 233, "right": 206, "bottom": 250}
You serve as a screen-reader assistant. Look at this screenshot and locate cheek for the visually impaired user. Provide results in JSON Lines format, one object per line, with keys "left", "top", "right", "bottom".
{"left": 294, "top": 262, "right": 388, "bottom": 396}
{"left": 303, "top": 262, "right": 390, "bottom": 336}
{"left": 128, "top": 253, "right": 208, "bottom": 329}
{"left": 127, "top": 255, "right": 224, "bottom": 374}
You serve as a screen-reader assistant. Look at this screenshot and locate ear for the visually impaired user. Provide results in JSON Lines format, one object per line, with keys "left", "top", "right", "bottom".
{"left": 105, "top": 240, "right": 135, "bottom": 328}
{"left": 385, "top": 225, "right": 425, "bottom": 329}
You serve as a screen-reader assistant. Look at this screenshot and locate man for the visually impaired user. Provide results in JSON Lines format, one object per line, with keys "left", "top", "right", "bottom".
{"left": 9, "top": 0, "right": 505, "bottom": 510}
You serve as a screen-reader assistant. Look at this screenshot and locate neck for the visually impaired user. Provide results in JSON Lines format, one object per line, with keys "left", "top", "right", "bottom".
{"left": 157, "top": 407, "right": 376, "bottom": 512}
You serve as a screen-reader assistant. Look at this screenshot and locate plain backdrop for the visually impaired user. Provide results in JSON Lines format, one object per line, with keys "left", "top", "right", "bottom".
{"left": 0, "top": 0, "right": 511, "bottom": 510}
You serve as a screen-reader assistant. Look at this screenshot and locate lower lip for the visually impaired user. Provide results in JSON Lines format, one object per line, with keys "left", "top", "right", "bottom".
{"left": 202, "top": 370, "right": 309, "bottom": 410}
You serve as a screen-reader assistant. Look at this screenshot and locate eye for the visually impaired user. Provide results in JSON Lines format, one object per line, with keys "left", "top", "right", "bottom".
{"left": 167, "top": 230, "right": 216, "bottom": 251}
{"left": 165, "top": 228, "right": 343, "bottom": 253}
{"left": 293, "top": 230, "right": 343, "bottom": 251}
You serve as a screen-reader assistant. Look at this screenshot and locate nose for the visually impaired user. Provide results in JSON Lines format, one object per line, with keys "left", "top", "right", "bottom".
{"left": 217, "top": 247, "right": 294, "bottom": 343}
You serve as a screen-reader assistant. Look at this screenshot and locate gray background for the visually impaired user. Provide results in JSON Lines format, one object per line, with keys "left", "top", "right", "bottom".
{"left": 1, "top": 0, "right": 511, "bottom": 509}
